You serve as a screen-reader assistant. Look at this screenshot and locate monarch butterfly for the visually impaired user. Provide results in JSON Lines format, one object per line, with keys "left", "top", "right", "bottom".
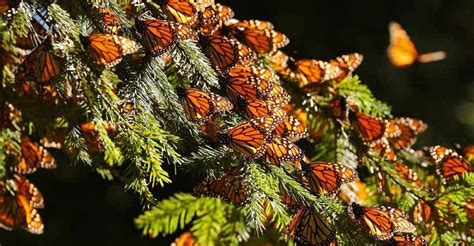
{"left": 368, "top": 138, "right": 398, "bottom": 161}
{"left": 263, "top": 82, "right": 292, "bottom": 108}
{"left": 0, "top": 175, "right": 44, "bottom": 234}
{"left": 80, "top": 34, "right": 140, "bottom": 68}
{"left": 177, "top": 87, "right": 233, "bottom": 124}
{"left": 157, "top": 0, "right": 198, "bottom": 26}
{"left": 394, "top": 163, "right": 421, "bottom": 187}
{"left": 217, "top": 116, "right": 277, "bottom": 158}
{"left": 228, "top": 64, "right": 277, "bottom": 82}
{"left": 194, "top": 168, "right": 247, "bottom": 205}
{"left": 349, "top": 111, "right": 400, "bottom": 142}
{"left": 388, "top": 118, "right": 427, "bottom": 150}
{"left": 286, "top": 58, "right": 341, "bottom": 88}
{"left": 172, "top": 231, "right": 199, "bottom": 246}
{"left": 197, "top": 3, "right": 234, "bottom": 35}
{"left": 266, "top": 50, "right": 292, "bottom": 75}
{"left": 274, "top": 115, "right": 309, "bottom": 141}
{"left": 280, "top": 187, "right": 302, "bottom": 211}
{"left": 263, "top": 136, "right": 304, "bottom": 167}
{"left": 16, "top": 38, "right": 62, "bottom": 84}
{"left": 348, "top": 202, "right": 415, "bottom": 240}
{"left": 224, "top": 20, "right": 289, "bottom": 54}
{"left": 235, "top": 97, "right": 286, "bottom": 120}
{"left": 191, "top": 3, "right": 219, "bottom": 33}
{"left": 429, "top": 145, "right": 471, "bottom": 183}
{"left": 135, "top": 18, "right": 196, "bottom": 56}
{"left": 219, "top": 68, "right": 274, "bottom": 104}
{"left": 198, "top": 34, "right": 256, "bottom": 70}
{"left": 302, "top": 162, "right": 358, "bottom": 196}
{"left": 329, "top": 53, "right": 364, "bottom": 81}
{"left": 387, "top": 21, "right": 446, "bottom": 67}
{"left": 388, "top": 234, "right": 427, "bottom": 246}
{"left": 284, "top": 207, "right": 337, "bottom": 245}
{"left": 80, "top": 121, "right": 117, "bottom": 153}
{"left": 9, "top": 136, "right": 56, "bottom": 174}
{"left": 93, "top": 7, "right": 123, "bottom": 35}
{"left": 412, "top": 200, "right": 433, "bottom": 227}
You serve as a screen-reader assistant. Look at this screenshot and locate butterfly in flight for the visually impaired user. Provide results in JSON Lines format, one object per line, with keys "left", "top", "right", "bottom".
{"left": 194, "top": 167, "right": 247, "bottom": 206}
{"left": 217, "top": 116, "right": 278, "bottom": 158}
{"left": 302, "top": 161, "right": 358, "bottom": 196}
{"left": 135, "top": 18, "right": 196, "bottom": 56}
{"left": 429, "top": 145, "right": 471, "bottom": 183}
{"left": 0, "top": 175, "right": 45, "bottom": 234}
{"left": 387, "top": 21, "right": 446, "bottom": 67}
{"left": 348, "top": 202, "right": 416, "bottom": 240}
{"left": 177, "top": 87, "right": 233, "bottom": 125}
{"left": 284, "top": 207, "right": 337, "bottom": 246}
{"left": 199, "top": 34, "right": 256, "bottom": 70}
{"left": 80, "top": 34, "right": 140, "bottom": 68}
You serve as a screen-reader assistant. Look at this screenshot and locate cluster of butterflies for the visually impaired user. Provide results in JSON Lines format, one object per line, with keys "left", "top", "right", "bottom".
{"left": 0, "top": 103, "right": 56, "bottom": 234}
{"left": 0, "top": 0, "right": 469, "bottom": 244}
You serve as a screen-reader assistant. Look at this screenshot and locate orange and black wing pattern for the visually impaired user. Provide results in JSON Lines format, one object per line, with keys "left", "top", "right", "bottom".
{"left": 220, "top": 69, "right": 274, "bottom": 104}
{"left": 80, "top": 34, "right": 140, "bottom": 68}
{"left": 284, "top": 207, "right": 337, "bottom": 245}
{"left": 94, "top": 7, "right": 123, "bottom": 35}
{"left": 177, "top": 87, "right": 233, "bottom": 124}
{"left": 349, "top": 111, "right": 391, "bottom": 142}
{"left": 158, "top": 0, "right": 198, "bottom": 26}
{"left": 12, "top": 136, "right": 56, "bottom": 174}
{"left": 388, "top": 234, "right": 427, "bottom": 246}
{"left": 429, "top": 145, "right": 471, "bottom": 183}
{"left": 199, "top": 34, "right": 255, "bottom": 70}
{"left": 16, "top": 38, "right": 62, "bottom": 84}
{"left": 263, "top": 136, "right": 303, "bottom": 167}
{"left": 217, "top": 117, "right": 277, "bottom": 158}
{"left": 329, "top": 53, "right": 363, "bottom": 81}
{"left": 135, "top": 18, "right": 195, "bottom": 56}
{"left": 236, "top": 97, "right": 286, "bottom": 120}
{"left": 195, "top": 168, "right": 247, "bottom": 205}
{"left": 274, "top": 115, "right": 309, "bottom": 141}
{"left": 349, "top": 203, "right": 415, "bottom": 240}
{"left": 388, "top": 117, "right": 427, "bottom": 150}
{"left": 289, "top": 59, "right": 341, "bottom": 87}
{"left": 0, "top": 175, "right": 44, "bottom": 234}
{"left": 225, "top": 19, "right": 289, "bottom": 54}
{"left": 303, "top": 162, "right": 358, "bottom": 196}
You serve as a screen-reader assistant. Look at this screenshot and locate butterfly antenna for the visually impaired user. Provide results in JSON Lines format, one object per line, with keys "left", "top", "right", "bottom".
{"left": 417, "top": 51, "right": 446, "bottom": 63}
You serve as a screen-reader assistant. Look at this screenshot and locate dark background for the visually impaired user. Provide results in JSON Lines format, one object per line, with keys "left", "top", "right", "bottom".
{"left": 2, "top": 0, "right": 474, "bottom": 244}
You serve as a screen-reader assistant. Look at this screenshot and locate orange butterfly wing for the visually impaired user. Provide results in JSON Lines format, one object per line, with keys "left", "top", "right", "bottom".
{"left": 159, "top": 0, "right": 198, "bottom": 26}
{"left": 284, "top": 208, "right": 337, "bottom": 245}
{"left": 387, "top": 22, "right": 418, "bottom": 67}
{"left": 218, "top": 121, "right": 268, "bottom": 158}
{"left": 349, "top": 111, "right": 386, "bottom": 142}
{"left": 329, "top": 53, "right": 363, "bottom": 81}
{"left": 199, "top": 34, "right": 255, "bottom": 70}
{"left": 263, "top": 136, "right": 303, "bottom": 166}
{"left": 429, "top": 145, "right": 471, "bottom": 182}
{"left": 292, "top": 59, "right": 340, "bottom": 87}
{"left": 15, "top": 136, "right": 56, "bottom": 174}
{"left": 80, "top": 34, "right": 139, "bottom": 68}
{"left": 304, "top": 162, "right": 358, "bottom": 196}
{"left": 16, "top": 39, "right": 62, "bottom": 84}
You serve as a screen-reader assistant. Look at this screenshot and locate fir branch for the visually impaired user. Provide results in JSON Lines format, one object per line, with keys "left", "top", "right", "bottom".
{"left": 174, "top": 40, "right": 219, "bottom": 90}
{"left": 63, "top": 126, "right": 92, "bottom": 165}
{"left": 337, "top": 75, "right": 391, "bottom": 117}
{"left": 135, "top": 193, "right": 249, "bottom": 245}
